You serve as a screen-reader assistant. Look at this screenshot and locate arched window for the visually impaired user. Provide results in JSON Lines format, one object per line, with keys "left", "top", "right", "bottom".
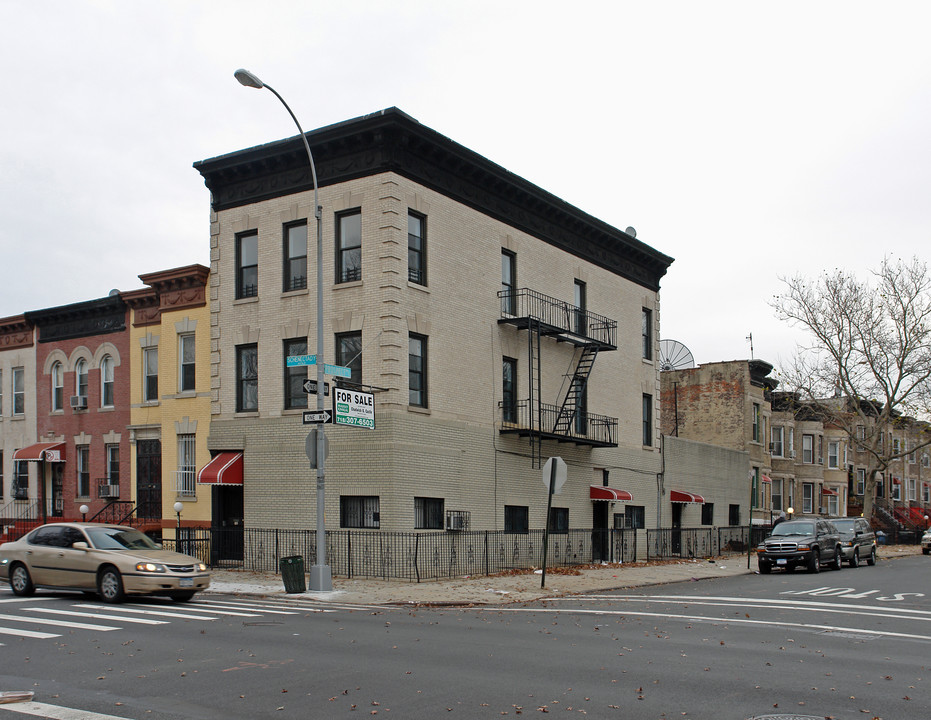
{"left": 101, "top": 355, "right": 114, "bottom": 407}
{"left": 51, "top": 362, "right": 64, "bottom": 411}
{"left": 75, "top": 359, "right": 88, "bottom": 400}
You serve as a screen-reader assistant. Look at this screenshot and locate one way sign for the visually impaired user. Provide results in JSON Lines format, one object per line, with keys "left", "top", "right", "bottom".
{"left": 302, "top": 410, "right": 332, "bottom": 424}
{"left": 302, "top": 379, "right": 330, "bottom": 396}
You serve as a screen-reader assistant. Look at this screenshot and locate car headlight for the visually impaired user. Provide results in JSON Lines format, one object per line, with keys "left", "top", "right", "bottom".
{"left": 136, "top": 562, "right": 167, "bottom": 573}
{"left": 197, "top": 563, "right": 207, "bottom": 572}
{"left": 844, "top": 541, "right": 854, "bottom": 547}
{"left": 796, "top": 544, "right": 810, "bottom": 551}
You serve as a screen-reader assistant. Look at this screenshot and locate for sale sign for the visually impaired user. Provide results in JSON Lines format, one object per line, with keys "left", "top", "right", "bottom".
{"left": 333, "top": 388, "right": 375, "bottom": 429}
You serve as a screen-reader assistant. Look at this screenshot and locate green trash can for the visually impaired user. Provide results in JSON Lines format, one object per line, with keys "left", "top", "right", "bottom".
{"left": 280, "top": 555, "right": 306, "bottom": 593}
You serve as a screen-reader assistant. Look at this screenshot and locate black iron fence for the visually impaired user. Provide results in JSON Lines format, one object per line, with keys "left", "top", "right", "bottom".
{"left": 163, "top": 527, "right": 638, "bottom": 582}
{"left": 646, "top": 526, "right": 771, "bottom": 560}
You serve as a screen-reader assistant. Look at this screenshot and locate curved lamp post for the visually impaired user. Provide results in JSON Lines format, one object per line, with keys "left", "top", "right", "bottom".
{"left": 234, "top": 69, "right": 331, "bottom": 591}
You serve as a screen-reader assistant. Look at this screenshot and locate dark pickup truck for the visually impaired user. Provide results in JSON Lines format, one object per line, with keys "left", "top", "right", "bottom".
{"left": 756, "top": 517, "right": 843, "bottom": 574}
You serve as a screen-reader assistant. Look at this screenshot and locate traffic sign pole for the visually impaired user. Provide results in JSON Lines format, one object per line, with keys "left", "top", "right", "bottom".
{"left": 541, "top": 459, "right": 558, "bottom": 589}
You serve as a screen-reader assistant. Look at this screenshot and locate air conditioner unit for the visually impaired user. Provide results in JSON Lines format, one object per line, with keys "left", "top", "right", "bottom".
{"left": 99, "top": 484, "right": 119, "bottom": 499}
{"left": 789, "top": 450, "right": 796, "bottom": 459}
{"left": 447, "top": 515, "right": 465, "bottom": 531}
{"left": 70, "top": 395, "right": 87, "bottom": 409}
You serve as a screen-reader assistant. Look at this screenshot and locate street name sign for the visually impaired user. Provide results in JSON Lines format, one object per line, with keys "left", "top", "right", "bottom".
{"left": 324, "top": 363, "right": 352, "bottom": 378}
{"left": 333, "top": 388, "right": 375, "bottom": 429}
{"left": 302, "top": 410, "right": 332, "bottom": 424}
{"left": 286, "top": 354, "right": 317, "bottom": 367}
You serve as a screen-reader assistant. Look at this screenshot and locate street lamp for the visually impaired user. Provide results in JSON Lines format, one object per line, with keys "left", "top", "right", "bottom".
{"left": 79, "top": 504, "right": 89, "bottom": 522}
{"left": 234, "top": 68, "right": 332, "bottom": 591}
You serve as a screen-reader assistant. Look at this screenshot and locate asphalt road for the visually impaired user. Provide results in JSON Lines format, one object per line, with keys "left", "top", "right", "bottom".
{"left": 1, "top": 556, "right": 928, "bottom": 719}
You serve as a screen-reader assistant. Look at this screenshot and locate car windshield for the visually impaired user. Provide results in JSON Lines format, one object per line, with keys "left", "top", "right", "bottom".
{"left": 85, "top": 527, "right": 161, "bottom": 551}
{"left": 831, "top": 519, "right": 855, "bottom": 532}
{"left": 772, "top": 521, "right": 814, "bottom": 536}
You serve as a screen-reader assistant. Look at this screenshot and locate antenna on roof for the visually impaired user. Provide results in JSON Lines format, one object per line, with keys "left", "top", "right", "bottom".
{"left": 746, "top": 332, "right": 754, "bottom": 359}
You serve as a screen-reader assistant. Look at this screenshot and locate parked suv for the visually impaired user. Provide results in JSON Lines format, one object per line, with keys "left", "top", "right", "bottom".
{"left": 756, "top": 517, "right": 842, "bottom": 574}
{"left": 829, "top": 516, "right": 877, "bottom": 567}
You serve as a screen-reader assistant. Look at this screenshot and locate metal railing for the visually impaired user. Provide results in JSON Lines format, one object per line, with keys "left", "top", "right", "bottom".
{"left": 646, "top": 526, "right": 772, "bottom": 560}
{"left": 498, "top": 288, "right": 617, "bottom": 348}
{"left": 162, "top": 527, "right": 638, "bottom": 582}
{"left": 501, "top": 399, "right": 617, "bottom": 446}
{"left": 175, "top": 470, "right": 197, "bottom": 497}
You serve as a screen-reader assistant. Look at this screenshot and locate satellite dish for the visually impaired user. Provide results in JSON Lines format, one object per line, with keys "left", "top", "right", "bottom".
{"left": 659, "top": 339, "right": 695, "bottom": 371}
{"left": 625, "top": 226, "right": 637, "bottom": 238}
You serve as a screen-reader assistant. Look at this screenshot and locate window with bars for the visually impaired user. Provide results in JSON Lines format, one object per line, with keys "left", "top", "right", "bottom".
{"left": 336, "top": 210, "right": 362, "bottom": 283}
{"left": 504, "top": 505, "right": 528, "bottom": 533}
{"left": 12, "top": 460, "right": 28, "bottom": 499}
{"left": 340, "top": 495, "right": 380, "bottom": 528}
{"left": 283, "top": 221, "right": 308, "bottom": 291}
{"left": 409, "top": 334, "right": 427, "bottom": 408}
{"left": 236, "top": 230, "right": 258, "bottom": 298}
{"left": 408, "top": 211, "right": 426, "bottom": 285}
{"left": 237, "top": 344, "right": 258, "bottom": 412}
{"left": 177, "top": 434, "right": 196, "bottom": 496}
{"left": 414, "top": 497, "right": 444, "bottom": 529}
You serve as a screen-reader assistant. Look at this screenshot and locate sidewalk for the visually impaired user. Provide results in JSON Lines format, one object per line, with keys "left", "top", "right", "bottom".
{"left": 204, "top": 544, "right": 924, "bottom": 606}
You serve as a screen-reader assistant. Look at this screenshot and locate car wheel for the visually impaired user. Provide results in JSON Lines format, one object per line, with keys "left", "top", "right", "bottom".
{"left": 849, "top": 548, "right": 860, "bottom": 568}
{"left": 866, "top": 546, "right": 877, "bottom": 566}
{"left": 830, "top": 546, "right": 843, "bottom": 570}
{"left": 10, "top": 563, "right": 35, "bottom": 597}
{"left": 923, "top": 548, "right": 930, "bottom": 555}
{"left": 807, "top": 549, "right": 820, "bottom": 574}
{"left": 170, "top": 591, "right": 196, "bottom": 602}
{"left": 758, "top": 561, "right": 772, "bottom": 574}
{"left": 97, "top": 567, "right": 125, "bottom": 603}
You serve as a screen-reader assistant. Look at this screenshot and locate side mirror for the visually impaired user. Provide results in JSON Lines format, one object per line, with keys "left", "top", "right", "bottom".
{"left": 72, "top": 541, "right": 89, "bottom": 551}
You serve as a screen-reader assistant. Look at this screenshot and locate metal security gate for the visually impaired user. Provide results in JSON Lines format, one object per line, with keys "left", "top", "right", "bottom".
{"left": 135, "top": 439, "right": 161, "bottom": 520}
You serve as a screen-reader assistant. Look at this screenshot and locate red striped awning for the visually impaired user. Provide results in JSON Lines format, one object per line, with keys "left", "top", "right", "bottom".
{"left": 197, "top": 452, "right": 243, "bottom": 486}
{"left": 670, "top": 490, "right": 705, "bottom": 504}
{"left": 13, "top": 442, "right": 65, "bottom": 462}
{"left": 761, "top": 475, "right": 772, "bottom": 484}
{"left": 590, "top": 485, "right": 633, "bottom": 502}
{"left": 822, "top": 487, "right": 838, "bottom": 496}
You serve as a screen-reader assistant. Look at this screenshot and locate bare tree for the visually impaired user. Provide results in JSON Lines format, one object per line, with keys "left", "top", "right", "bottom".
{"left": 772, "top": 257, "right": 931, "bottom": 519}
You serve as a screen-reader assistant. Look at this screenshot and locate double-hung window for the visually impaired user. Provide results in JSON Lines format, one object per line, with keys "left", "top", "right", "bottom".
{"left": 12, "top": 460, "right": 28, "bottom": 499}
{"left": 106, "top": 444, "right": 119, "bottom": 488}
{"left": 828, "top": 441, "right": 839, "bottom": 468}
{"left": 752, "top": 403, "right": 761, "bottom": 442}
{"left": 802, "top": 434, "right": 814, "bottom": 464}
{"left": 802, "top": 482, "right": 814, "bottom": 513}
{"left": 641, "top": 308, "right": 652, "bottom": 360}
{"left": 177, "top": 434, "right": 196, "bottom": 496}
{"left": 336, "top": 332, "right": 362, "bottom": 386}
{"left": 143, "top": 348, "right": 158, "bottom": 402}
{"left": 236, "top": 230, "right": 258, "bottom": 298}
{"left": 237, "top": 344, "right": 258, "bottom": 412}
{"left": 179, "top": 335, "right": 195, "bottom": 393}
{"left": 408, "top": 211, "right": 426, "bottom": 285}
{"left": 409, "top": 334, "right": 427, "bottom": 408}
{"left": 771, "top": 426, "right": 784, "bottom": 457}
{"left": 284, "top": 339, "right": 308, "bottom": 410}
{"left": 100, "top": 355, "right": 114, "bottom": 406}
{"left": 77, "top": 445, "right": 90, "bottom": 498}
{"left": 642, "top": 394, "right": 653, "bottom": 447}
{"left": 51, "top": 362, "right": 64, "bottom": 411}
{"left": 283, "top": 221, "right": 308, "bottom": 292}
{"left": 336, "top": 210, "right": 362, "bottom": 283}
{"left": 12, "top": 367, "right": 25, "bottom": 415}
{"left": 771, "top": 478, "right": 783, "bottom": 511}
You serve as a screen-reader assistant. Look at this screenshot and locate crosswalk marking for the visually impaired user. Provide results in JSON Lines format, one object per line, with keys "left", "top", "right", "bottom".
{"left": 25, "top": 608, "right": 168, "bottom": 625}
{"left": 0, "top": 625, "right": 59, "bottom": 639}
{"left": 72, "top": 604, "right": 220, "bottom": 621}
{"left": 190, "top": 601, "right": 299, "bottom": 615}
{"left": 0, "top": 612, "right": 117, "bottom": 632}
{"left": 0, "top": 700, "right": 134, "bottom": 719}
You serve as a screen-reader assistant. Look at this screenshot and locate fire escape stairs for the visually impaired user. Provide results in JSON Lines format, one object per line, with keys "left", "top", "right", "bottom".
{"left": 552, "top": 345, "right": 599, "bottom": 435}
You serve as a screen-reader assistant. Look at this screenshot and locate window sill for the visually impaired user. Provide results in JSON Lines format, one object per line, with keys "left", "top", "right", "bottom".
{"left": 408, "top": 405, "right": 431, "bottom": 415}
{"left": 407, "top": 281, "right": 429, "bottom": 293}
{"left": 334, "top": 280, "right": 363, "bottom": 290}
{"left": 235, "top": 410, "right": 259, "bottom": 417}
{"left": 282, "top": 287, "right": 309, "bottom": 297}
{"left": 233, "top": 295, "right": 260, "bottom": 305}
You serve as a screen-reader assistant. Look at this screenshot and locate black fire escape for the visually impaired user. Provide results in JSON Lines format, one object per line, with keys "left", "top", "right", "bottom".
{"left": 498, "top": 288, "right": 618, "bottom": 467}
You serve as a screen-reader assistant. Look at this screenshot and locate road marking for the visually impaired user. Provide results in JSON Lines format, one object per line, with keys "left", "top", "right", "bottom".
{"left": 0, "top": 625, "right": 59, "bottom": 639}
{"left": 0, "top": 598, "right": 52, "bottom": 604}
{"left": 25, "top": 608, "right": 167, "bottom": 625}
{"left": 0, "top": 700, "right": 134, "bottom": 719}
{"left": 190, "top": 601, "right": 300, "bottom": 615}
{"left": 567, "top": 594, "right": 931, "bottom": 615}
{"left": 486, "top": 606, "right": 931, "bottom": 642}
{"left": 69, "top": 604, "right": 219, "bottom": 621}
{"left": 0, "top": 612, "right": 117, "bottom": 632}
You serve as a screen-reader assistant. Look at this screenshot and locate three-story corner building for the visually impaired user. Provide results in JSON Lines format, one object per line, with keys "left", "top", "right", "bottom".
{"left": 123, "top": 265, "right": 213, "bottom": 542}
{"left": 21, "top": 296, "right": 132, "bottom": 525}
{"left": 193, "top": 107, "right": 673, "bottom": 538}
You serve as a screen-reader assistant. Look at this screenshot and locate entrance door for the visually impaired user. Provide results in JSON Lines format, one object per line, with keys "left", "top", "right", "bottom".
{"left": 592, "top": 502, "right": 608, "bottom": 562}
{"left": 212, "top": 485, "right": 244, "bottom": 562}
{"left": 51, "top": 464, "right": 64, "bottom": 517}
{"left": 136, "top": 439, "right": 162, "bottom": 520}
{"left": 671, "top": 503, "right": 683, "bottom": 555}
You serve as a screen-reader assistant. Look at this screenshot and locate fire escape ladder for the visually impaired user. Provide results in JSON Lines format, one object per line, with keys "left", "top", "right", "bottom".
{"left": 552, "top": 345, "right": 599, "bottom": 435}
{"left": 528, "top": 316, "right": 543, "bottom": 468}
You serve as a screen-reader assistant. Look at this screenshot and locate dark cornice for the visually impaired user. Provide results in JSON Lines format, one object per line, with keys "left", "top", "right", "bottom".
{"left": 194, "top": 108, "right": 673, "bottom": 291}
{"left": 25, "top": 295, "right": 127, "bottom": 343}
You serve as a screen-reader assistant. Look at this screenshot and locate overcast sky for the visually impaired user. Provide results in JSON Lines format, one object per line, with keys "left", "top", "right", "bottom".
{"left": 2, "top": 1, "right": 929, "bottom": 376}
